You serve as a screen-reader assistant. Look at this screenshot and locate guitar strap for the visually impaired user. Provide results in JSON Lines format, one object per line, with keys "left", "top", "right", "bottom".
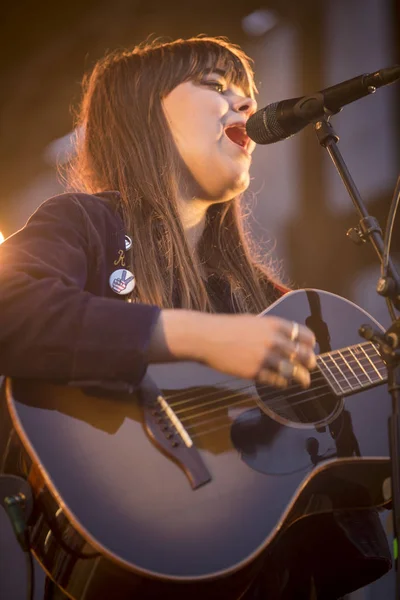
{"left": 305, "top": 290, "right": 332, "bottom": 354}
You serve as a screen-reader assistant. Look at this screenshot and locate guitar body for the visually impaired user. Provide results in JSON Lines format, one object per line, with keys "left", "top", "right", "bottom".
{"left": 0, "top": 289, "right": 392, "bottom": 600}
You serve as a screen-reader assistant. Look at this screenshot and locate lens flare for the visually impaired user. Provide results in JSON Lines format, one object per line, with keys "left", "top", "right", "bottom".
{"left": 0, "top": 232, "right": 4, "bottom": 244}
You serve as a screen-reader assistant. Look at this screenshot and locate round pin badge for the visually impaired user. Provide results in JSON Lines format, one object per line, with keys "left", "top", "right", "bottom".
{"left": 124, "top": 235, "right": 132, "bottom": 251}
{"left": 109, "top": 269, "right": 136, "bottom": 295}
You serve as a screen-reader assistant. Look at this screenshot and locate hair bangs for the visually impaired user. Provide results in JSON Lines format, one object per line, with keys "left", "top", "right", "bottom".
{"left": 186, "top": 39, "right": 255, "bottom": 97}
{"left": 149, "top": 37, "right": 256, "bottom": 98}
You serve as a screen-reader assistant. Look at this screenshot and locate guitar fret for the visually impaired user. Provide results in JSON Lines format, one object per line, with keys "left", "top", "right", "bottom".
{"left": 354, "top": 358, "right": 386, "bottom": 375}
{"left": 318, "top": 340, "right": 388, "bottom": 396}
{"left": 325, "top": 353, "right": 356, "bottom": 392}
{"left": 363, "top": 343, "right": 387, "bottom": 368}
{"left": 359, "top": 344, "right": 384, "bottom": 380}
{"left": 345, "top": 361, "right": 382, "bottom": 378}
{"left": 347, "top": 347, "right": 374, "bottom": 385}
{"left": 336, "top": 350, "right": 363, "bottom": 386}
{"left": 346, "top": 354, "right": 385, "bottom": 374}
{"left": 342, "top": 349, "right": 379, "bottom": 369}
{"left": 362, "top": 342, "right": 386, "bottom": 364}
{"left": 317, "top": 355, "right": 345, "bottom": 395}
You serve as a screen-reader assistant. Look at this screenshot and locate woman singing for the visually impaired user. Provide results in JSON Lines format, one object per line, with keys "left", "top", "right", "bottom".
{"left": 0, "top": 36, "right": 391, "bottom": 599}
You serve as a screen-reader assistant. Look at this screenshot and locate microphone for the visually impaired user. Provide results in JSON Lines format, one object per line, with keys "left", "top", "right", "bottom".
{"left": 246, "top": 65, "right": 400, "bottom": 145}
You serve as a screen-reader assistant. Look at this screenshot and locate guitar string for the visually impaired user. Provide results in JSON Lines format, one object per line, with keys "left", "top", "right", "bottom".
{"left": 189, "top": 405, "right": 312, "bottom": 439}
{"left": 166, "top": 354, "right": 385, "bottom": 411}
{"left": 171, "top": 376, "right": 326, "bottom": 418}
{"left": 186, "top": 376, "right": 384, "bottom": 439}
{"left": 168, "top": 373, "right": 326, "bottom": 415}
{"left": 168, "top": 361, "right": 385, "bottom": 417}
{"left": 168, "top": 372, "right": 385, "bottom": 430}
{"left": 167, "top": 358, "right": 386, "bottom": 419}
{"left": 187, "top": 388, "right": 339, "bottom": 439}
{"left": 159, "top": 340, "right": 382, "bottom": 404}
{"left": 180, "top": 357, "right": 385, "bottom": 427}
{"left": 178, "top": 381, "right": 331, "bottom": 423}
{"left": 169, "top": 366, "right": 384, "bottom": 429}
{"left": 163, "top": 345, "right": 385, "bottom": 408}
{"left": 154, "top": 340, "right": 386, "bottom": 439}
{"left": 184, "top": 389, "right": 333, "bottom": 434}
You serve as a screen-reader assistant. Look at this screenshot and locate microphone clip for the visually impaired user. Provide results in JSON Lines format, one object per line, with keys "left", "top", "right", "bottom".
{"left": 293, "top": 92, "right": 336, "bottom": 127}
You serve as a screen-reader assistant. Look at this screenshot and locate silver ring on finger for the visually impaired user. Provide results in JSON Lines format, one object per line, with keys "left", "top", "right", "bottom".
{"left": 278, "top": 359, "right": 295, "bottom": 379}
{"left": 290, "top": 321, "right": 300, "bottom": 342}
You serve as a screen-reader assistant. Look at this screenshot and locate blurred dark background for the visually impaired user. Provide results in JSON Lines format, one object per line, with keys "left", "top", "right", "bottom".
{"left": 0, "top": 0, "right": 399, "bottom": 598}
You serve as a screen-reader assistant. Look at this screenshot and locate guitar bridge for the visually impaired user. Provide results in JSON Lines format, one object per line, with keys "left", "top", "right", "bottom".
{"left": 138, "top": 375, "right": 211, "bottom": 490}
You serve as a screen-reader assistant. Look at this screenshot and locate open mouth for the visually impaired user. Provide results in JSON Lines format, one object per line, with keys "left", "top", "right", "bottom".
{"left": 224, "top": 125, "right": 250, "bottom": 152}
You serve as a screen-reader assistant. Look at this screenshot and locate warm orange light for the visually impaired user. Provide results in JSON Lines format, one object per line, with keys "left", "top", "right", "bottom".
{"left": 0, "top": 232, "right": 4, "bottom": 244}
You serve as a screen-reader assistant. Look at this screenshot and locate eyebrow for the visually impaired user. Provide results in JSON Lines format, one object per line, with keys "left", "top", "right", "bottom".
{"left": 203, "top": 68, "right": 227, "bottom": 77}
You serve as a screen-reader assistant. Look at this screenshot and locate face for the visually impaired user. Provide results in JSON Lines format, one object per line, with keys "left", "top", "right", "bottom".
{"left": 162, "top": 70, "right": 257, "bottom": 203}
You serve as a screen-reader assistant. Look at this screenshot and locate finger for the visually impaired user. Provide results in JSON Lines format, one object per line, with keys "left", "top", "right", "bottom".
{"left": 269, "top": 333, "right": 316, "bottom": 369}
{"left": 265, "top": 355, "right": 311, "bottom": 388}
{"left": 284, "top": 339, "right": 317, "bottom": 369}
{"left": 277, "top": 359, "right": 311, "bottom": 389}
{"left": 280, "top": 320, "right": 316, "bottom": 347}
{"left": 255, "top": 368, "right": 289, "bottom": 389}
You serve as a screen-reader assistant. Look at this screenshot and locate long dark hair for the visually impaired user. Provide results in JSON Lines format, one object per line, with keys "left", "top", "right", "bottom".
{"left": 67, "top": 36, "right": 286, "bottom": 312}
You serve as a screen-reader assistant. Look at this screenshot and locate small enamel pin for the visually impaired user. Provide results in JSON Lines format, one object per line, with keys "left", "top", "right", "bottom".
{"left": 109, "top": 269, "right": 136, "bottom": 295}
{"left": 113, "top": 249, "right": 126, "bottom": 267}
{"left": 125, "top": 235, "right": 132, "bottom": 251}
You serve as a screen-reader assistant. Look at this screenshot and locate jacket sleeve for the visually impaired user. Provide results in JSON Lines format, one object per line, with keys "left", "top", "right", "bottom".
{"left": 0, "top": 194, "right": 161, "bottom": 385}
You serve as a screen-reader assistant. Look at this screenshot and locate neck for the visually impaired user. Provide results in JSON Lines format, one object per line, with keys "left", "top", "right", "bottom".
{"left": 176, "top": 196, "right": 211, "bottom": 254}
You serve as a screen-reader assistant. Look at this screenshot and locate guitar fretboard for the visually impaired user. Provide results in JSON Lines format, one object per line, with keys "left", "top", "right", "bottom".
{"left": 316, "top": 341, "right": 387, "bottom": 396}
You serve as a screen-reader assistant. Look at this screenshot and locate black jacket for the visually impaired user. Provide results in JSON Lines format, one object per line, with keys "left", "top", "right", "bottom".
{"left": 0, "top": 191, "right": 160, "bottom": 384}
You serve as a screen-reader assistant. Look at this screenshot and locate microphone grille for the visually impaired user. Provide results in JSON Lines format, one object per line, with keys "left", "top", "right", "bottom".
{"left": 246, "top": 102, "right": 287, "bottom": 145}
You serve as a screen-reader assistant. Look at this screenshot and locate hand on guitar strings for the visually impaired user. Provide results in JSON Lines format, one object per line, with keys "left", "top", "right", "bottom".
{"left": 149, "top": 311, "right": 317, "bottom": 389}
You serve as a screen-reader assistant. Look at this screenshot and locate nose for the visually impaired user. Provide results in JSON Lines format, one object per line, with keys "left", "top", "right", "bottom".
{"left": 232, "top": 94, "right": 257, "bottom": 117}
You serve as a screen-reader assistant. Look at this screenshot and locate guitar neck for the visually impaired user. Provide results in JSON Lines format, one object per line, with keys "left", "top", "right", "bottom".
{"left": 316, "top": 341, "right": 387, "bottom": 397}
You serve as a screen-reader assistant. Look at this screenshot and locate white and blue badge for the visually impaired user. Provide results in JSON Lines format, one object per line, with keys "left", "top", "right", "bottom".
{"left": 109, "top": 269, "right": 136, "bottom": 295}
{"left": 124, "top": 235, "right": 132, "bottom": 251}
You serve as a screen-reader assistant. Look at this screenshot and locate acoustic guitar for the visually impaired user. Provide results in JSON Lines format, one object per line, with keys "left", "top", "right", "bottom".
{"left": 0, "top": 289, "right": 393, "bottom": 599}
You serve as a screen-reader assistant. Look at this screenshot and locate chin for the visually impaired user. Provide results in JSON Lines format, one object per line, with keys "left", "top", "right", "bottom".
{"left": 216, "top": 161, "right": 251, "bottom": 197}
{"left": 206, "top": 178, "right": 249, "bottom": 202}
{"left": 192, "top": 163, "right": 251, "bottom": 201}
{"left": 225, "top": 170, "right": 250, "bottom": 198}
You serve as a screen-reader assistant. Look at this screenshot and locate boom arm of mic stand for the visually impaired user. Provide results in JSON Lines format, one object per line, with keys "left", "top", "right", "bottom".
{"left": 312, "top": 117, "right": 400, "bottom": 599}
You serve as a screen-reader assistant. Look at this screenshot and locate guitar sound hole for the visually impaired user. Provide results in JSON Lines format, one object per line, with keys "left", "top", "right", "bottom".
{"left": 255, "top": 370, "right": 342, "bottom": 428}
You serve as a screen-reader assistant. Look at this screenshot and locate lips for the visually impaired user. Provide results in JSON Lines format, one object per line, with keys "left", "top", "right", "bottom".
{"left": 224, "top": 124, "right": 251, "bottom": 153}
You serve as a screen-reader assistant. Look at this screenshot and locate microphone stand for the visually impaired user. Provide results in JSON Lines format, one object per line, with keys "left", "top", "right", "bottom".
{"left": 310, "top": 113, "right": 400, "bottom": 599}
